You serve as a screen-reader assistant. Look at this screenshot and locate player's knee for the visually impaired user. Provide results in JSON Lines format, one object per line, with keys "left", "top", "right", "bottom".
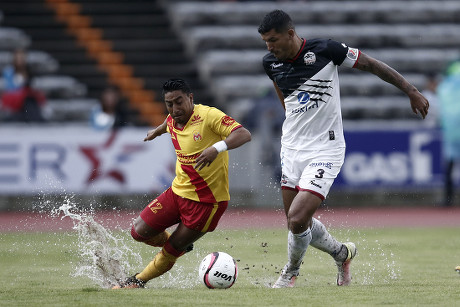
{"left": 288, "top": 220, "right": 307, "bottom": 233}
{"left": 131, "top": 225, "right": 147, "bottom": 242}
{"left": 287, "top": 214, "right": 311, "bottom": 233}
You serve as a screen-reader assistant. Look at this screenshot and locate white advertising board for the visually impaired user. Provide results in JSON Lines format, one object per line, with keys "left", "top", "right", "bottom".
{"left": 0, "top": 126, "right": 176, "bottom": 194}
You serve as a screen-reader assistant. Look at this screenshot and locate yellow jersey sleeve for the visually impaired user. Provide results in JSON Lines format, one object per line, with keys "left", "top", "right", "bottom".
{"left": 206, "top": 107, "right": 242, "bottom": 138}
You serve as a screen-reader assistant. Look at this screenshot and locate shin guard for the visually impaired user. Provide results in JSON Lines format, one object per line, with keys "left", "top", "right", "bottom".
{"left": 135, "top": 242, "right": 180, "bottom": 282}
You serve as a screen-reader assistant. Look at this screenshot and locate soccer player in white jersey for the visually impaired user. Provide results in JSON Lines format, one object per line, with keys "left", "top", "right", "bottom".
{"left": 258, "top": 10, "right": 429, "bottom": 288}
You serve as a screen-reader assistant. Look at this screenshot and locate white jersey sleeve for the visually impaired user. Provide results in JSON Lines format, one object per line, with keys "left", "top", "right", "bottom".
{"left": 341, "top": 46, "right": 360, "bottom": 68}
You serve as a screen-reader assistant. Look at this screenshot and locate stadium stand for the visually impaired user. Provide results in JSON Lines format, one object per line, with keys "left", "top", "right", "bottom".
{"left": 2, "top": 0, "right": 460, "bottom": 123}
{"left": 165, "top": 0, "right": 460, "bottom": 121}
{"left": 77, "top": 0, "right": 213, "bottom": 103}
{"left": 0, "top": 3, "right": 98, "bottom": 122}
{"left": 0, "top": 0, "right": 214, "bottom": 126}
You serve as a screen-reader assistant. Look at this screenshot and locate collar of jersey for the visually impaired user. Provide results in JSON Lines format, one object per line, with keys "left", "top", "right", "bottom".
{"left": 173, "top": 106, "right": 196, "bottom": 131}
{"left": 286, "top": 38, "right": 306, "bottom": 63}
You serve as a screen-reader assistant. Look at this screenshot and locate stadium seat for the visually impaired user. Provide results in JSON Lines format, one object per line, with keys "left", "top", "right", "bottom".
{"left": 198, "top": 49, "right": 460, "bottom": 79}
{"left": 0, "top": 50, "right": 59, "bottom": 75}
{"left": 31, "top": 75, "right": 87, "bottom": 99}
{"left": 46, "top": 98, "right": 99, "bottom": 122}
{"left": 0, "top": 27, "right": 30, "bottom": 50}
{"left": 169, "top": 1, "right": 460, "bottom": 27}
{"left": 164, "top": 0, "right": 460, "bottom": 120}
{"left": 183, "top": 24, "right": 460, "bottom": 54}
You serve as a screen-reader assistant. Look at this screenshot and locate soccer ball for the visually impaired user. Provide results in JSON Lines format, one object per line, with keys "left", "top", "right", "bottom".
{"left": 198, "top": 252, "right": 238, "bottom": 289}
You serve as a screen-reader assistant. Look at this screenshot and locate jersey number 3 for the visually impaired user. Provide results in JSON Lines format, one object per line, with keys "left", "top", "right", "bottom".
{"left": 315, "top": 169, "right": 325, "bottom": 179}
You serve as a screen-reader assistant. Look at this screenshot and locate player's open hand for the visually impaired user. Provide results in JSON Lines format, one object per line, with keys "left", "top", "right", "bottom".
{"left": 144, "top": 129, "right": 159, "bottom": 142}
{"left": 409, "top": 90, "right": 429, "bottom": 119}
{"left": 194, "top": 147, "right": 219, "bottom": 170}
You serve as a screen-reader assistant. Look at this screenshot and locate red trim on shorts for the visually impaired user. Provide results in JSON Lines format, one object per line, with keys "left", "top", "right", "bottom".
{"left": 131, "top": 225, "right": 147, "bottom": 242}
{"left": 297, "top": 187, "right": 325, "bottom": 201}
{"left": 352, "top": 50, "right": 362, "bottom": 68}
{"left": 281, "top": 186, "right": 298, "bottom": 191}
{"left": 180, "top": 164, "right": 217, "bottom": 203}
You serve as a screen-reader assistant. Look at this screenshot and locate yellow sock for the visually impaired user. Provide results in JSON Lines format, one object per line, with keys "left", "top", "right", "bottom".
{"left": 136, "top": 248, "right": 178, "bottom": 282}
{"left": 144, "top": 231, "right": 170, "bottom": 247}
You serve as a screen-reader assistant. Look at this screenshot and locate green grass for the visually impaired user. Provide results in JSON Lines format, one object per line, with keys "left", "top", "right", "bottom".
{"left": 1, "top": 227, "right": 459, "bottom": 307}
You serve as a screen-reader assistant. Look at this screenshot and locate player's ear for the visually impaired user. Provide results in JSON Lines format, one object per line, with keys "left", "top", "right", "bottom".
{"left": 287, "top": 28, "right": 295, "bottom": 39}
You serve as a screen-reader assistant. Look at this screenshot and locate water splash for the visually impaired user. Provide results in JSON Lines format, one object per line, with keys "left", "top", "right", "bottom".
{"left": 53, "top": 199, "right": 142, "bottom": 289}
{"left": 356, "top": 238, "right": 401, "bottom": 285}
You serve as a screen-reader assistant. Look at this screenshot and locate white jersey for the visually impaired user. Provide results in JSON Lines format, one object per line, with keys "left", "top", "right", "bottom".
{"left": 263, "top": 38, "right": 359, "bottom": 151}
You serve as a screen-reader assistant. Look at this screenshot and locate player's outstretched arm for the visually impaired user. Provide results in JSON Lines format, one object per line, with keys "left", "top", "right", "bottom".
{"left": 353, "top": 52, "right": 429, "bottom": 119}
{"left": 195, "top": 127, "right": 251, "bottom": 170}
{"left": 144, "top": 118, "right": 168, "bottom": 142}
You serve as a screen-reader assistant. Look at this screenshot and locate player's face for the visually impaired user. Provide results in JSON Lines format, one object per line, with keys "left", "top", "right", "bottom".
{"left": 260, "top": 28, "right": 296, "bottom": 61}
{"left": 164, "top": 90, "right": 194, "bottom": 125}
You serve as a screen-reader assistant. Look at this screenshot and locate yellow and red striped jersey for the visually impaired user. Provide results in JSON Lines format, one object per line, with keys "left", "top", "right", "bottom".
{"left": 166, "top": 104, "right": 242, "bottom": 203}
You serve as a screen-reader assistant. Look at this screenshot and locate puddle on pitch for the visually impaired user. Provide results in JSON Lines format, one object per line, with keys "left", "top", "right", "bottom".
{"left": 50, "top": 197, "right": 200, "bottom": 289}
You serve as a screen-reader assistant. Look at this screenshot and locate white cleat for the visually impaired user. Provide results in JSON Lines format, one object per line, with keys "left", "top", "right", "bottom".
{"left": 336, "top": 242, "right": 357, "bottom": 286}
{"left": 272, "top": 267, "right": 298, "bottom": 288}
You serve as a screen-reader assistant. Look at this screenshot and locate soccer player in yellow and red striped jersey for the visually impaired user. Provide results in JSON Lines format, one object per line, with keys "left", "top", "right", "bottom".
{"left": 112, "top": 78, "right": 251, "bottom": 289}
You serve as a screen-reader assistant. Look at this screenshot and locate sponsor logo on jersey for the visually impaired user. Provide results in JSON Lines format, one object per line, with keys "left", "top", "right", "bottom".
{"left": 190, "top": 114, "right": 203, "bottom": 126}
{"left": 297, "top": 91, "right": 310, "bottom": 104}
{"left": 281, "top": 174, "right": 288, "bottom": 184}
{"left": 270, "top": 63, "right": 283, "bottom": 69}
{"left": 329, "top": 130, "right": 335, "bottom": 140}
{"left": 221, "top": 115, "right": 236, "bottom": 126}
{"left": 193, "top": 131, "right": 202, "bottom": 141}
{"left": 291, "top": 101, "right": 319, "bottom": 114}
{"left": 309, "top": 180, "right": 322, "bottom": 189}
{"left": 309, "top": 162, "right": 333, "bottom": 169}
{"left": 177, "top": 152, "right": 201, "bottom": 164}
{"left": 347, "top": 48, "right": 359, "bottom": 61}
{"left": 304, "top": 52, "right": 316, "bottom": 65}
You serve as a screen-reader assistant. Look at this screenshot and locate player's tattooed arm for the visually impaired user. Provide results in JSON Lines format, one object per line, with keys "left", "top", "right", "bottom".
{"left": 353, "top": 52, "right": 429, "bottom": 119}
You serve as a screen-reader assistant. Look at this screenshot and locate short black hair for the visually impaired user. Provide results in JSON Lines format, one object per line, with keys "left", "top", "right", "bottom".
{"left": 162, "top": 78, "right": 191, "bottom": 96}
{"left": 258, "top": 10, "right": 294, "bottom": 34}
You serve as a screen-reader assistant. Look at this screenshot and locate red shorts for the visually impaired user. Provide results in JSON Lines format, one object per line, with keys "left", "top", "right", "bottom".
{"left": 140, "top": 187, "right": 228, "bottom": 233}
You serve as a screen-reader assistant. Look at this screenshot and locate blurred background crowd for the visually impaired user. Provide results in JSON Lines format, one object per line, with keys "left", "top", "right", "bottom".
{"left": 0, "top": 0, "right": 459, "bottom": 210}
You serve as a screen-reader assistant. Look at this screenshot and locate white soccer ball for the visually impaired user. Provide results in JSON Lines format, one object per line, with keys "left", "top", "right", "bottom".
{"left": 198, "top": 252, "right": 238, "bottom": 289}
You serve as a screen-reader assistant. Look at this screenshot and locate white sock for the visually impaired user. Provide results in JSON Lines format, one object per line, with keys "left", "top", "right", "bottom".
{"left": 286, "top": 229, "right": 311, "bottom": 273}
{"left": 310, "top": 218, "right": 347, "bottom": 261}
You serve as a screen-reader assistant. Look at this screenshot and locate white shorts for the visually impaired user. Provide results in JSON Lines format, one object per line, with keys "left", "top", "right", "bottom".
{"left": 280, "top": 147, "right": 345, "bottom": 200}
